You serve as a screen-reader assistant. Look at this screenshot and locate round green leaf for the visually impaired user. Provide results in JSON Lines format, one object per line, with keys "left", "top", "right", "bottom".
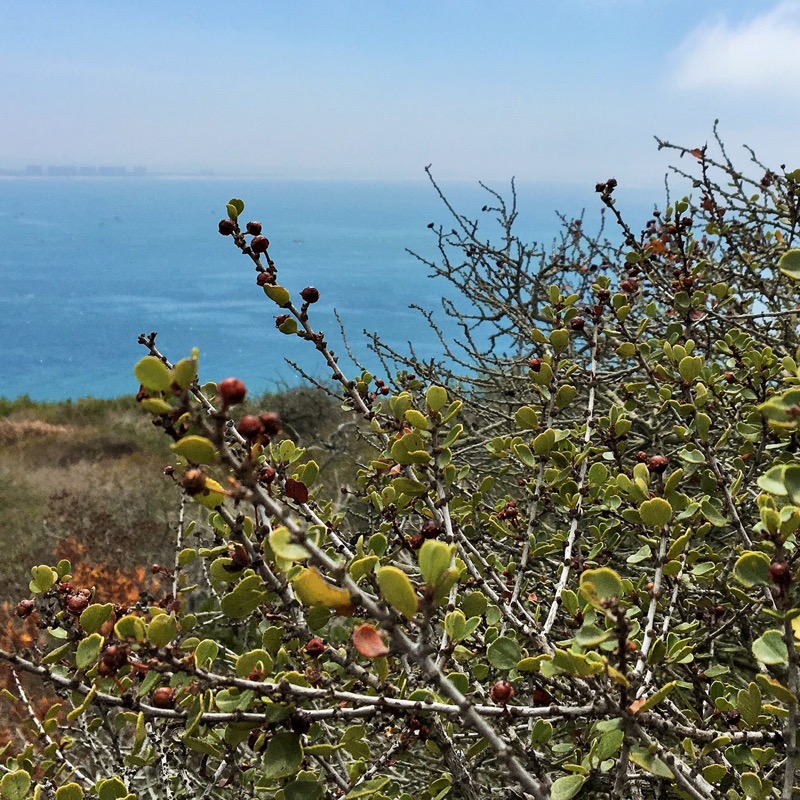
{"left": 79, "top": 603, "right": 113, "bottom": 634}
{"left": 265, "top": 284, "right": 292, "bottom": 307}
{"left": 55, "top": 784, "right": 84, "bottom": 800}
{"left": 172, "top": 357, "right": 198, "bottom": 390}
{"left": 134, "top": 356, "right": 172, "bottom": 392}
{"left": 733, "top": 551, "right": 771, "bottom": 588}
{"left": 1, "top": 771, "right": 31, "bottom": 800}
{"left": 377, "top": 566, "right": 419, "bottom": 619}
{"left": 639, "top": 498, "right": 673, "bottom": 528}
{"left": 550, "top": 775, "right": 586, "bottom": 800}
{"left": 580, "top": 567, "right": 623, "bottom": 607}
{"left": 263, "top": 731, "right": 304, "bottom": 780}
{"left": 426, "top": 385, "right": 448, "bottom": 412}
{"left": 269, "top": 527, "right": 310, "bottom": 562}
{"left": 779, "top": 249, "right": 800, "bottom": 280}
{"left": 171, "top": 435, "right": 218, "bottom": 465}
{"left": 418, "top": 539, "right": 453, "bottom": 587}
{"left": 752, "top": 629, "right": 788, "bottom": 666}
{"left": 76, "top": 633, "right": 104, "bottom": 670}
{"left": 147, "top": 613, "right": 178, "bottom": 648}
{"left": 486, "top": 635, "right": 522, "bottom": 670}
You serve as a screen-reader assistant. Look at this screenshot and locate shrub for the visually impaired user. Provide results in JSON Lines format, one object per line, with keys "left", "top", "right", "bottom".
{"left": 4, "top": 131, "right": 800, "bottom": 799}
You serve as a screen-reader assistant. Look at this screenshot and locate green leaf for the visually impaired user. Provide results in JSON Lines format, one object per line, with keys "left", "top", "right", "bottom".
{"left": 486, "top": 636, "right": 522, "bottom": 670}
{"left": 269, "top": 526, "right": 310, "bottom": 562}
{"left": 134, "top": 356, "right": 172, "bottom": 392}
{"left": 550, "top": 328, "right": 570, "bottom": 354}
{"left": 555, "top": 384, "right": 577, "bottom": 410}
{"left": 639, "top": 498, "right": 672, "bottom": 528}
{"left": 220, "top": 575, "right": 269, "bottom": 619}
{"left": 737, "top": 682, "right": 762, "bottom": 727}
{"left": 392, "top": 477, "right": 429, "bottom": 497}
{"left": 30, "top": 564, "right": 58, "bottom": 593}
{"left": 444, "top": 610, "right": 480, "bottom": 642}
{"left": 114, "top": 614, "right": 147, "bottom": 642}
{"left": 194, "top": 639, "right": 219, "bottom": 669}
{"left": 733, "top": 552, "right": 771, "bottom": 587}
{"left": 752, "top": 629, "right": 788, "bottom": 666}
{"left": 292, "top": 568, "right": 352, "bottom": 610}
{"left": 629, "top": 747, "right": 673, "bottom": 779}
{"left": 79, "top": 603, "right": 113, "bottom": 634}
{"left": 0, "top": 771, "right": 31, "bottom": 800}
{"left": 96, "top": 777, "right": 130, "bottom": 800}
{"left": 263, "top": 731, "right": 303, "bottom": 780}
{"left": 700, "top": 499, "right": 727, "bottom": 527}
{"left": 404, "top": 409, "right": 430, "bottom": 430}
{"left": 426, "top": 385, "right": 448, "bottom": 412}
{"left": 758, "top": 465, "right": 788, "bottom": 495}
{"left": 779, "top": 249, "right": 800, "bottom": 280}
{"left": 172, "top": 357, "right": 198, "bottom": 390}
{"left": 594, "top": 729, "right": 624, "bottom": 762}
{"left": 514, "top": 405, "right": 539, "bottom": 430}
{"left": 55, "top": 784, "right": 84, "bottom": 800}
{"left": 532, "top": 429, "right": 556, "bottom": 456}
{"left": 141, "top": 398, "right": 173, "bottom": 415}
{"left": 265, "top": 284, "right": 292, "bottom": 307}
{"left": 377, "top": 566, "right": 418, "bottom": 619}
{"left": 550, "top": 775, "right": 586, "bottom": 800}
{"left": 147, "top": 613, "right": 178, "bottom": 648}
{"left": 579, "top": 567, "right": 623, "bottom": 608}
{"left": 678, "top": 355, "right": 703, "bottom": 383}
{"left": 76, "top": 633, "right": 104, "bottom": 670}
{"left": 171, "top": 435, "right": 218, "bottom": 465}
{"left": 284, "top": 781, "right": 325, "bottom": 800}
{"left": 418, "top": 539, "right": 453, "bottom": 587}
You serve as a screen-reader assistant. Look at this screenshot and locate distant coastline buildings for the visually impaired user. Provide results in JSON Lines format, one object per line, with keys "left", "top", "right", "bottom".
{"left": 0, "top": 165, "right": 149, "bottom": 177}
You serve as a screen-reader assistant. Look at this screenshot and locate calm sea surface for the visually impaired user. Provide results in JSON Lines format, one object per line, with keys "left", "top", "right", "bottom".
{"left": 0, "top": 177, "right": 652, "bottom": 401}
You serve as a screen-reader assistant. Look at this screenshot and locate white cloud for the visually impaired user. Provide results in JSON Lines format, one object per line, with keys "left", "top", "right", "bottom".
{"left": 672, "top": 1, "right": 800, "bottom": 91}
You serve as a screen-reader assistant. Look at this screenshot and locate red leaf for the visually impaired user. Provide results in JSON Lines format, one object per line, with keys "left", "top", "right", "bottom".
{"left": 285, "top": 478, "right": 309, "bottom": 504}
{"left": 689, "top": 148, "right": 705, "bottom": 159}
{"left": 352, "top": 624, "right": 390, "bottom": 658}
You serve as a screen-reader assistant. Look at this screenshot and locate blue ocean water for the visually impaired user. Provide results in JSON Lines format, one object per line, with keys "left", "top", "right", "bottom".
{"left": 0, "top": 177, "right": 651, "bottom": 401}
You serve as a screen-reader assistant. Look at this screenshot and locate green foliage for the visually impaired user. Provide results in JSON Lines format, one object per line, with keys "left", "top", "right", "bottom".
{"left": 8, "top": 133, "right": 800, "bottom": 799}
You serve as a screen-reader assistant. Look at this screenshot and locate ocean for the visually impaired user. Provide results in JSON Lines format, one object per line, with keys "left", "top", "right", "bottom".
{"left": 0, "top": 177, "right": 652, "bottom": 401}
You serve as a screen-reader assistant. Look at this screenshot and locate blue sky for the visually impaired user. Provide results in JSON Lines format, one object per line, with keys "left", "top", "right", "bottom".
{"left": 2, "top": 1, "right": 799, "bottom": 185}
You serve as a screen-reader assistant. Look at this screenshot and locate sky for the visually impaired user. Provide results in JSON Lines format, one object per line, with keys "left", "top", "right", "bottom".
{"left": 2, "top": 1, "right": 799, "bottom": 186}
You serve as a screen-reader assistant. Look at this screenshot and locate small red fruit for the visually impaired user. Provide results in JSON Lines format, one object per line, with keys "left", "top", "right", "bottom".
{"left": 150, "top": 686, "right": 177, "bottom": 709}
{"left": 769, "top": 561, "right": 793, "bottom": 587}
{"left": 101, "top": 644, "right": 129, "bottom": 671}
{"left": 570, "top": 316, "right": 586, "bottom": 331}
{"left": 217, "top": 377, "right": 248, "bottom": 406}
{"left": 65, "top": 593, "right": 90, "bottom": 615}
{"left": 218, "top": 219, "right": 236, "bottom": 236}
{"left": 305, "top": 638, "right": 327, "bottom": 658}
{"left": 15, "top": 599, "right": 35, "bottom": 618}
{"left": 490, "top": 680, "right": 516, "bottom": 705}
{"left": 237, "top": 415, "right": 264, "bottom": 439}
{"left": 420, "top": 520, "right": 442, "bottom": 539}
{"left": 258, "top": 412, "right": 282, "bottom": 437}
{"left": 647, "top": 455, "right": 669, "bottom": 474}
{"left": 250, "top": 236, "right": 270, "bottom": 253}
{"left": 256, "top": 272, "right": 274, "bottom": 287}
{"left": 636, "top": 451, "right": 649, "bottom": 463}
{"left": 182, "top": 468, "right": 207, "bottom": 495}
{"left": 246, "top": 221, "right": 263, "bottom": 236}
{"left": 300, "top": 286, "right": 320, "bottom": 304}
{"left": 529, "top": 358, "right": 544, "bottom": 372}
{"left": 621, "top": 279, "right": 638, "bottom": 294}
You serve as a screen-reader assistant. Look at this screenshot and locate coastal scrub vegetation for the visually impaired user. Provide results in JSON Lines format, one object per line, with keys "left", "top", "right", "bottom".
{"left": 4, "top": 129, "right": 800, "bottom": 799}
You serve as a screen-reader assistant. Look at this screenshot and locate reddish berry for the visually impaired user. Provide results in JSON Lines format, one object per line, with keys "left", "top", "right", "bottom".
{"left": 570, "top": 316, "right": 586, "bottom": 331}
{"left": 250, "top": 235, "right": 270, "bottom": 253}
{"left": 420, "top": 520, "right": 442, "bottom": 539}
{"left": 182, "top": 468, "right": 207, "bottom": 495}
{"left": 529, "top": 358, "right": 544, "bottom": 372}
{"left": 636, "top": 451, "right": 649, "bottom": 463}
{"left": 490, "top": 680, "right": 516, "bottom": 705}
{"left": 101, "top": 645, "right": 129, "bottom": 671}
{"left": 300, "top": 286, "right": 320, "bottom": 303}
{"left": 408, "top": 534, "right": 425, "bottom": 550}
{"left": 725, "top": 371, "right": 736, "bottom": 383}
{"left": 150, "top": 686, "right": 177, "bottom": 709}
{"left": 258, "top": 465, "right": 277, "bottom": 484}
{"left": 15, "top": 599, "right": 35, "bottom": 618}
{"left": 256, "top": 272, "right": 274, "bottom": 287}
{"left": 647, "top": 455, "right": 669, "bottom": 474}
{"left": 237, "top": 415, "right": 264, "bottom": 439}
{"left": 65, "top": 593, "right": 90, "bottom": 615}
{"left": 305, "top": 638, "right": 327, "bottom": 658}
{"left": 769, "top": 562, "right": 793, "bottom": 587}
{"left": 217, "top": 377, "right": 247, "bottom": 406}
{"left": 246, "top": 221, "right": 263, "bottom": 236}
{"left": 218, "top": 219, "right": 236, "bottom": 236}
{"left": 621, "top": 279, "right": 638, "bottom": 293}
{"left": 258, "top": 412, "right": 282, "bottom": 437}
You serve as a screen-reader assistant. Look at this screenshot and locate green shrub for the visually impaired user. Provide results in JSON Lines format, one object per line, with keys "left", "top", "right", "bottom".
{"left": 5, "top": 132, "right": 800, "bottom": 799}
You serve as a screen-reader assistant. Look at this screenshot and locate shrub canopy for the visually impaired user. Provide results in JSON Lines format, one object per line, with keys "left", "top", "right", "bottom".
{"left": 5, "top": 131, "right": 800, "bottom": 800}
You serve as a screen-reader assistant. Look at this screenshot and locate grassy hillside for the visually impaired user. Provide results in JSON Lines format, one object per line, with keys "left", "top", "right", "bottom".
{"left": 0, "top": 387, "right": 353, "bottom": 603}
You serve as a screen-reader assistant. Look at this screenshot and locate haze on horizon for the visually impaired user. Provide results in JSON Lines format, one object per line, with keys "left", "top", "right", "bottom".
{"left": 3, "top": 1, "right": 799, "bottom": 188}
